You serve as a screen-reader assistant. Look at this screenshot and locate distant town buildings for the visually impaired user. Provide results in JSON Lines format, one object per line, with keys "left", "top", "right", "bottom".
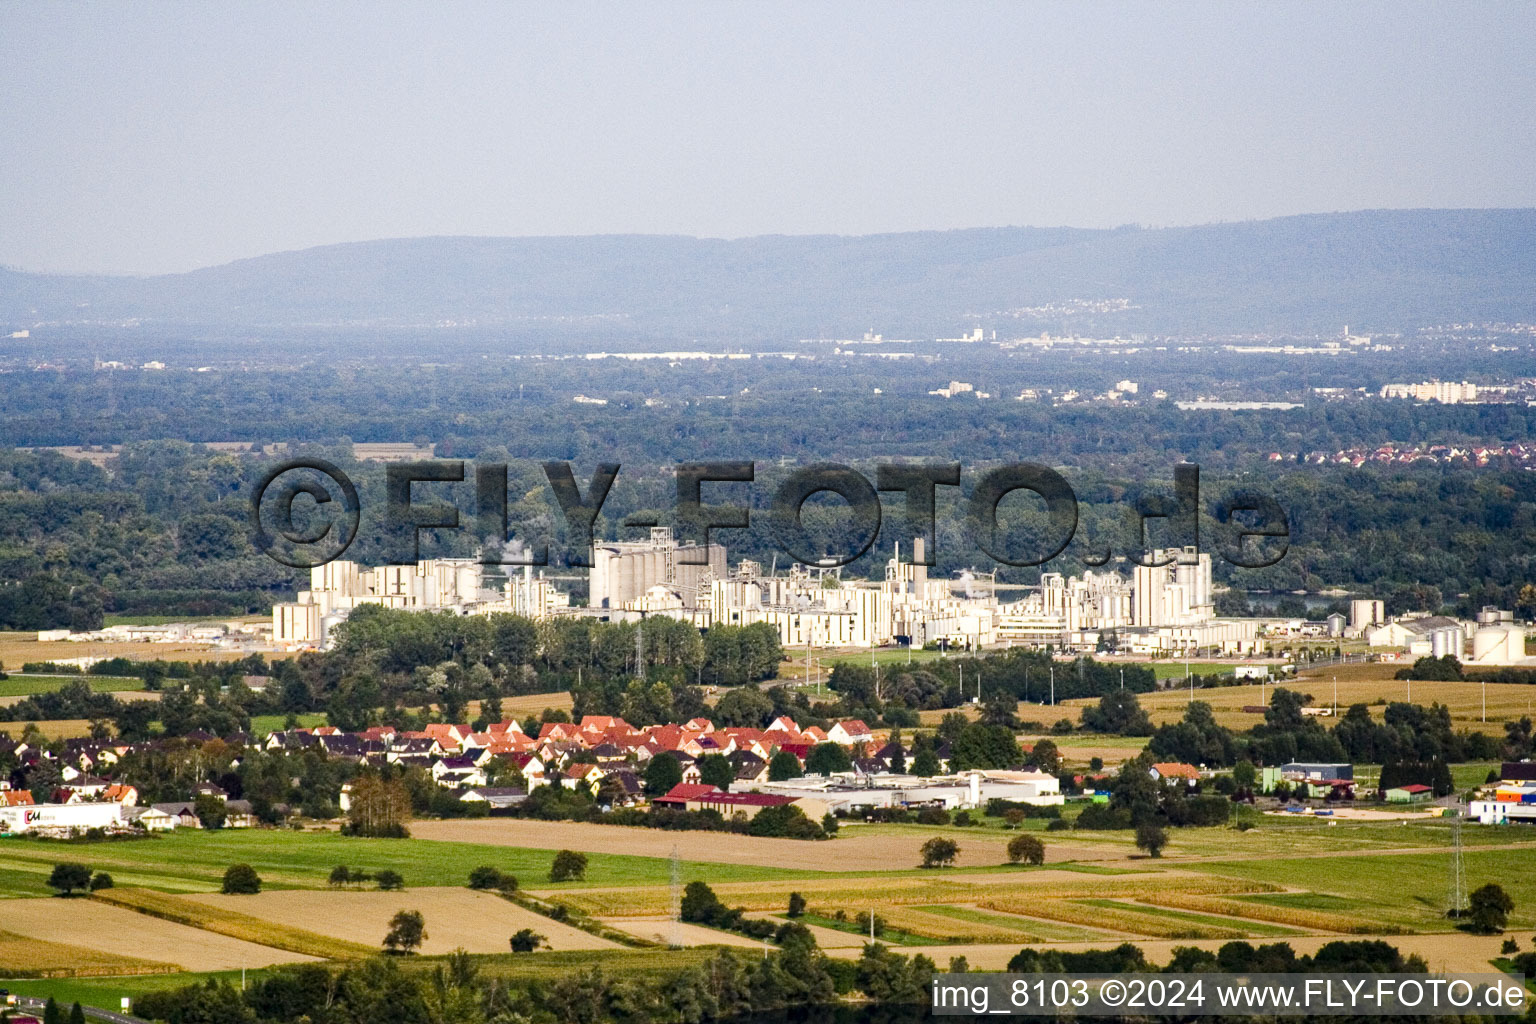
{"left": 1380, "top": 380, "right": 1479, "bottom": 403}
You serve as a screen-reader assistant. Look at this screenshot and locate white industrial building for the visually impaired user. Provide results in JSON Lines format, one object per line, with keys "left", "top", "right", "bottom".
{"left": 589, "top": 527, "right": 726, "bottom": 612}
{"left": 995, "top": 547, "right": 1256, "bottom": 654}
{"left": 692, "top": 540, "right": 999, "bottom": 650}
{"left": 0, "top": 801, "right": 125, "bottom": 834}
{"left": 747, "top": 769, "right": 1062, "bottom": 815}
{"left": 272, "top": 558, "right": 569, "bottom": 648}
{"left": 1363, "top": 607, "right": 1534, "bottom": 667}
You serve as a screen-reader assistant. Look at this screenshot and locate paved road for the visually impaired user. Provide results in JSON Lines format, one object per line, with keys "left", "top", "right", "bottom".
{"left": 12, "top": 994, "right": 152, "bottom": 1024}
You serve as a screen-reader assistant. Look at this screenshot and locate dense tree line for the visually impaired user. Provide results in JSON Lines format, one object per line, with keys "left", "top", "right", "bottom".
{"left": 128, "top": 934, "right": 933, "bottom": 1024}
{"left": 1145, "top": 688, "right": 1506, "bottom": 769}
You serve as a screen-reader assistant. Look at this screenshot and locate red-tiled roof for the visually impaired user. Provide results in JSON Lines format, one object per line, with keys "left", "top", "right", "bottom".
{"left": 655, "top": 783, "right": 720, "bottom": 803}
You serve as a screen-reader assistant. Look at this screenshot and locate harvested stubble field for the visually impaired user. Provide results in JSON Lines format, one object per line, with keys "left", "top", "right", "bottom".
{"left": 974, "top": 896, "right": 1252, "bottom": 940}
{"left": 554, "top": 869, "right": 1264, "bottom": 918}
{"left": 0, "top": 930, "right": 177, "bottom": 978}
{"left": 1087, "top": 674, "right": 1536, "bottom": 734}
{"left": 595, "top": 917, "right": 769, "bottom": 950}
{"left": 0, "top": 897, "right": 317, "bottom": 972}
{"left": 186, "top": 886, "right": 619, "bottom": 955}
{"left": 1139, "top": 891, "right": 1390, "bottom": 934}
{"left": 416, "top": 817, "right": 1121, "bottom": 871}
{"left": 465, "top": 691, "right": 574, "bottom": 720}
{"left": 96, "top": 887, "right": 377, "bottom": 960}
{"left": 915, "top": 904, "right": 1107, "bottom": 942}
{"left": 0, "top": 632, "right": 242, "bottom": 667}
{"left": 838, "top": 904, "right": 1046, "bottom": 944}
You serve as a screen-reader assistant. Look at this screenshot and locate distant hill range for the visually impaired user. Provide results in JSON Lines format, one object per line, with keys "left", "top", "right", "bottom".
{"left": 2, "top": 208, "right": 1533, "bottom": 338}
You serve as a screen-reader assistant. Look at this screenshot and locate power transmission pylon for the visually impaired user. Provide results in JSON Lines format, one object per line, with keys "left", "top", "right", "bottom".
{"left": 1447, "top": 819, "right": 1466, "bottom": 919}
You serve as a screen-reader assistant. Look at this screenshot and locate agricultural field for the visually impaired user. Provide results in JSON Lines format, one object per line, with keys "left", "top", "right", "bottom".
{"left": 0, "top": 828, "right": 811, "bottom": 899}
{"left": 1193, "top": 845, "right": 1536, "bottom": 932}
{"left": 186, "top": 887, "right": 619, "bottom": 955}
{"left": 414, "top": 817, "right": 1063, "bottom": 871}
{"left": 0, "top": 632, "right": 245, "bottom": 668}
{"left": 1064, "top": 674, "right": 1536, "bottom": 734}
{"left": 5, "top": 803, "right": 1536, "bottom": 999}
{"left": 1, "top": 719, "right": 97, "bottom": 740}
{"left": 95, "top": 888, "right": 378, "bottom": 960}
{"left": 0, "top": 674, "right": 145, "bottom": 697}
{"left": 0, "top": 896, "right": 318, "bottom": 972}
{"left": 0, "top": 930, "right": 177, "bottom": 978}
{"left": 248, "top": 712, "right": 328, "bottom": 735}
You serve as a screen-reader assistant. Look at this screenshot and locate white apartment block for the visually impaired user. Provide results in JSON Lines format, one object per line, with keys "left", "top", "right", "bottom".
{"left": 1380, "top": 381, "right": 1479, "bottom": 403}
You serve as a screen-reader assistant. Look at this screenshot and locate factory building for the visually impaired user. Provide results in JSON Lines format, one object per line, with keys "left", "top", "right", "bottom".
{"left": 589, "top": 527, "right": 726, "bottom": 612}
{"left": 748, "top": 769, "right": 1062, "bottom": 815}
{"left": 272, "top": 558, "right": 568, "bottom": 648}
{"left": 995, "top": 547, "right": 1255, "bottom": 654}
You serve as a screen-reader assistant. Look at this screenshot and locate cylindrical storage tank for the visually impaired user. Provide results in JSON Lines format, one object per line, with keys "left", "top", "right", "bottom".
{"left": 1473, "top": 627, "right": 1507, "bottom": 661}
{"left": 1431, "top": 629, "right": 1452, "bottom": 658}
{"left": 1478, "top": 607, "right": 1502, "bottom": 626}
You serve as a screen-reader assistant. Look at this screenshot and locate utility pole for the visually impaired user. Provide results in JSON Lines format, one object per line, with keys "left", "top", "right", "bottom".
{"left": 1333, "top": 675, "right": 1338, "bottom": 718}
{"left": 1482, "top": 680, "right": 1487, "bottom": 723}
{"left": 1049, "top": 666, "right": 1055, "bottom": 706}
{"left": 1119, "top": 668, "right": 1124, "bottom": 691}
{"left": 669, "top": 844, "right": 682, "bottom": 949}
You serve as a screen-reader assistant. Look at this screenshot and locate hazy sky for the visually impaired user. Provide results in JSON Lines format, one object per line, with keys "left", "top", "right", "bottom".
{"left": 3, "top": 2, "right": 1533, "bottom": 275}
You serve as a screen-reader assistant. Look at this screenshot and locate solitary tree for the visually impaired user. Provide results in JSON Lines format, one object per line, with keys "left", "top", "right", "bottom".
{"left": 680, "top": 881, "right": 723, "bottom": 924}
{"left": 549, "top": 849, "right": 588, "bottom": 882}
{"left": 89, "top": 871, "right": 113, "bottom": 891}
{"left": 329, "top": 865, "right": 352, "bottom": 887}
{"left": 787, "top": 892, "right": 806, "bottom": 918}
{"left": 919, "top": 836, "right": 959, "bottom": 869}
{"left": 221, "top": 863, "right": 262, "bottom": 894}
{"left": 1467, "top": 884, "right": 1514, "bottom": 934}
{"left": 767, "top": 750, "right": 803, "bottom": 782}
{"left": 509, "top": 928, "right": 546, "bottom": 953}
{"left": 376, "top": 869, "right": 404, "bottom": 891}
{"left": 46, "top": 863, "right": 92, "bottom": 896}
{"left": 1134, "top": 823, "right": 1168, "bottom": 859}
{"left": 41, "top": 999, "right": 60, "bottom": 1024}
{"left": 383, "top": 909, "right": 427, "bottom": 954}
{"left": 194, "top": 793, "right": 226, "bottom": 830}
{"left": 1006, "top": 833, "right": 1045, "bottom": 866}
{"left": 468, "top": 865, "right": 503, "bottom": 890}
{"left": 68, "top": 1003, "right": 85, "bottom": 1024}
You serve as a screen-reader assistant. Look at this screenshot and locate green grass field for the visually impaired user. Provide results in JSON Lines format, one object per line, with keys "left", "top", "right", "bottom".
{"left": 1147, "top": 662, "right": 1235, "bottom": 680}
{"left": 1192, "top": 845, "right": 1536, "bottom": 931}
{"left": 248, "top": 712, "right": 328, "bottom": 736}
{"left": 0, "top": 675, "right": 144, "bottom": 697}
{"left": 0, "top": 829, "right": 821, "bottom": 899}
